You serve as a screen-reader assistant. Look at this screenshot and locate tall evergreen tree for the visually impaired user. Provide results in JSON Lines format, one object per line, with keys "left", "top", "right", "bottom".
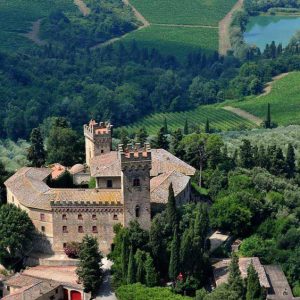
{"left": 135, "top": 127, "right": 148, "bottom": 145}
{"left": 120, "top": 128, "right": 129, "bottom": 148}
{"left": 121, "top": 233, "right": 129, "bottom": 283}
{"left": 184, "top": 118, "right": 189, "bottom": 135}
{"left": 27, "top": 127, "right": 46, "bottom": 167}
{"left": 205, "top": 119, "right": 210, "bottom": 134}
{"left": 246, "top": 261, "right": 264, "bottom": 300}
{"left": 169, "top": 226, "right": 180, "bottom": 280}
{"left": 135, "top": 249, "right": 145, "bottom": 283}
{"left": 271, "top": 148, "right": 286, "bottom": 175}
{"left": 127, "top": 246, "right": 136, "bottom": 284}
{"left": 0, "top": 162, "right": 9, "bottom": 204}
{"left": 286, "top": 143, "right": 296, "bottom": 178}
{"left": 155, "top": 127, "right": 169, "bottom": 150}
{"left": 265, "top": 103, "right": 271, "bottom": 129}
{"left": 167, "top": 184, "right": 178, "bottom": 229}
{"left": 163, "top": 117, "right": 168, "bottom": 134}
{"left": 172, "top": 128, "right": 184, "bottom": 158}
{"left": 76, "top": 235, "right": 103, "bottom": 296}
{"left": 239, "top": 139, "right": 254, "bottom": 169}
{"left": 228, "top": 253, "right": 245, "bottom": 299}
{"left": 145, "top": 253, "right": 158, "bottom": 287}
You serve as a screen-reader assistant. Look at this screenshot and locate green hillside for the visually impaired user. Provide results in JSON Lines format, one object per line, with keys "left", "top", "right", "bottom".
{"left": 231, "top": 72, "right": 300, "bottom": 126}
{"left": 120, "top": 105, "right": 256, "bottom": 135}
{"left": 129, "top": 0, "right": 236, "bottom": 26}
{"left": 0, "top": 0, "right": 76, "bottom": 51}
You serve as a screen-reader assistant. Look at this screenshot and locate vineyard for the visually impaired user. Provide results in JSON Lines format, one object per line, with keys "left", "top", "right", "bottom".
{"left": 123, "top": 25, "right": 218, "bottom": 60}
{"left": 231, "top": 72, "right": 300, "bottom": 126}
{"left": 129, "top": 0, "right": 236, "bottom": 26}
{"left": 120, "top": 105, "right": 256, "bottom": 135}
{"left": 0, "top": 0, "right": 76, "bottom": 51}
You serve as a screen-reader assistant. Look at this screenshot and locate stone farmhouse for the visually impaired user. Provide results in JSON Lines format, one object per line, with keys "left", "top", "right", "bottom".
{"left": 5, "top": 120, "right": 195, "bottom": 255}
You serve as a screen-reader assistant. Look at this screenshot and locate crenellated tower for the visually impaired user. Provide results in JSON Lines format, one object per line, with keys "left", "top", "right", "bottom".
{"left": 119, "top": 143, "right": 152, "bottom": 230}
{"left": 84, "top": 120, "right": 113, "bottom": 166}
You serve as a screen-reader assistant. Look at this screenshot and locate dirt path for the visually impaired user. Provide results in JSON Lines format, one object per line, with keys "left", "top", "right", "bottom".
{"left": 258, "top": 72, "right": 289, "bottom": 97}
{"left": 91, "top": 0, "right": 150, "bottom": 50}
{"left": 219, "top": 0, "right": 244, "bottom": 55}
{"left": 74, "top": 0, "right": 91, "bottom": 16}
{"left": 151, "top": 23, "right": 218, "bottom": 29}
{"left": 21, "top": 19, "right": 47, "bottom": 46}
{"left": 223, "top": 106, "right": 263, "bottom": 126}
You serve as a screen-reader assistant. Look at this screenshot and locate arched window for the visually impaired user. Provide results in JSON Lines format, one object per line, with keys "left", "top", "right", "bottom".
{"left": 78, "top": 226, "right": 84, "bottom": 233}
{"left": 92, "top": 214, "right": 97, "bottom": 220}
{"left": 78, "top": 214, "right": 83, "bottom": 220}
{"left": 133, "top": 178, "right": 140, "bottom": 187}
{"left": 135, "top": 205, "right": 140, "bottom": 218}
{"left": 92, "top": 226, "right": 98, "bottom": 233}
{"left": 62, "top": 214, "right": 67, "bottom": 220}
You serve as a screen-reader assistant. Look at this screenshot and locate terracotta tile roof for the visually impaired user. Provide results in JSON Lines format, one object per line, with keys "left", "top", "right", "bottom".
{"left": 50, "top": 163, "right": 66, "bottom": 179}
{"left": 90, "top": 149, "right": 196, "bottom": 178}
{"left": 49, "top": 188, "right": 122, "bottom": 204}
{"left": 4, "top": 273, "right": 42, "bottom": 288}
{"left": 23, "top": 266, "right": 82, "bottom": 289}
{"left": 150, "top": 170, "right": 190, "bottom": 204}
{"left": 4, "top": 168, "right": 54, "bottom": 210}
{"left": 213, "top": 257, "right": 270, "bottom": 289}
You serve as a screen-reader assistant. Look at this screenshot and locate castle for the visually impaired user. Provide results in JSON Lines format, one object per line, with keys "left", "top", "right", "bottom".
{"left": 5, "top": 120, "right": 195, "bottom": 254}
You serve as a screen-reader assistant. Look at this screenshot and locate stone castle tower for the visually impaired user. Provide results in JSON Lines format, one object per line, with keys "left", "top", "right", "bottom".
{"left": 84, "top": 120, "right": 113, "bottom": 166}
{"left": 119, "top": 143, "right": 152, "bottom": 230}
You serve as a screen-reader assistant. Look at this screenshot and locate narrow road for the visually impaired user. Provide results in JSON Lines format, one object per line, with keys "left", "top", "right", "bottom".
{"left": 151, "top": 23, "right": 218, "bottom": 29}
{"left": 21, "top": 19, "right": 46, "bottom": 46}
{"left": 258, "top": 73, "right": 289, "bottom": 97}
{"left": 74, "top": 0, "right": 91, "bottom": 16}
{"left": 219, "top": 0, "right": 244, "bottom": 55}
{"left": 96, "top": 258, "right": 117, "bottom": 300}
{"left": 223, "top": 106, "right": 263, "bottom": 126}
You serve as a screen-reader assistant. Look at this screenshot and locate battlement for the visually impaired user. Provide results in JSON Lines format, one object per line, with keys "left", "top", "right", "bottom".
{"left": 50, "top": 200, "right": 122, "bottom": 207}
{"left": 118, "top": 143, "right": 151, "bottom": 165}
{"left": 84, "top": 120, "right": 112, "bottom": 140}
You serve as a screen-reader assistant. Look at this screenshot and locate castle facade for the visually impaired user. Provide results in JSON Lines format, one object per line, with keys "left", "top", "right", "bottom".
{"left": 5, "top": 121, "right": 195, "bottom": 254}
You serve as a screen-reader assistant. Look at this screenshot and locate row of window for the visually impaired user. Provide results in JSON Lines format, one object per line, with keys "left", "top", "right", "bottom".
{"left": 40, "top": 213, "right": 119, "bottom": 221}
{"left": 62, "top": 226, "right": 98, "bottom": 233}
{"left": 105, "top": 178, "right": 140, "bottom": 188}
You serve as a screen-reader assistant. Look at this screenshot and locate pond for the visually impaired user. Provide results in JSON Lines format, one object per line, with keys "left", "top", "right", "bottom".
{"left": 244, "top": 15, "right": 300, "bottom": 50}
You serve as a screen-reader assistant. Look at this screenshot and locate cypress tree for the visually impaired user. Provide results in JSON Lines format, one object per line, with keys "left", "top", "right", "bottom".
{"left": 135, "top": 127, "right": 148, "bottom": 145}
{"left": 27, "top": 127, "right": 46, "bottom": 167}
{"left": 228, "top": 253, "right": 245, "bottom": 299}
{"left": 286, "top": 143, "right": 296, "bottom": 178}
{"left": 205, "top": 119, "right": 210, "bottom": 134}
{"left": 172, "top": 128, "right": 184, "bottom": 158}
{"left": 76, "top": 235, "right": 103, "bottom": 296}
{"left": 184, "top": 118, "right": 189, "bottom": 135}
{"left": 145, "top": 253, "right": 158, "bottom": 287}
{"left": 120, "top": 128, "right": 129, "bottom": 148}
{"left": 127, "top": 246, "right": 136, "bottom": 284}
{"left": 239, "top": 139, "right": 254, "bottom": 169}
{"left": 121, "top": 233, "right": 129, "bottom": 283}
{"left": 135, "top": 249, "right": 145, "bottom": 283}
{"left": 163, "top": 117, "right": 168, "bottom": 134}
{"left": 155, "top": 127, "right": 169, "bottom": 150}
{"left": 246, "top": 261, "right": 264, "bottom": 300}
{"left": 168, "top": 227, "right": 180, "bottom": 280}
{"left": 167, "top": 183, "right": 178, "bottom": 229}
{"left": 265, "top": 103, "right": 271, "bottom": 129}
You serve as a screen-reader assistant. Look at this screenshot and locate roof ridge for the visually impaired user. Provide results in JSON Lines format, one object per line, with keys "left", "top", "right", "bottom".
{"left": 151, "top": 170, "right": 175, "bottom": 193}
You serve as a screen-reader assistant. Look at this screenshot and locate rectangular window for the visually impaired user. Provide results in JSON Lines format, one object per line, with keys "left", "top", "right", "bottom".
{"left": 107, "top": 180, "right": 113, "bottom": 188}
{"left": 78, "top": 226, "right": 84, "bottom": 233}
{"left": 40, "top": 213, "right": 45, "bottom": 221}
{"left": 92, "top": 214, "right": 97, "bottom": 220}
{"left": 41, "top": 226, "right": 45, "bottom": 232}
{"left": 62, "top": 214, "right": 67, "bottom": 220}
{"left": 92, "top": 226, "right": 98, "bottom": 233}
{"left": 113, "top": 214, "right": 118, "bottom": 220}
{"left": 78, "top": 214, "right": 83, "bottom": 220}
{"left": 63, "top": 226, "right": 68, "bottom": 233}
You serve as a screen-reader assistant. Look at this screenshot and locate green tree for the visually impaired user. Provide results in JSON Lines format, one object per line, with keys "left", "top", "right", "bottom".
{"left": 163, "top": 117, "right": 168, "bottom": 134}
{"left": 127, "top": 246, "right": 136, "bottom": 284}
{"left": 239, "top": 139, "right": 254, "bottom": 169}
{"left": 0, "top": 162, "right": 9, "bottom": 204}
{"left": 246, "top": 261, "right": 264, "bottom": 300}
{"left": 228, "top": 253, "right": 245, "bottom": 299}
{"left": 171, "top": 128, "right": 184, "bottom": 158}
{"left": 265, "top": 103, "right": 271, "bottom": 129}
{"left": 169, "top": 227, "right": 180, "bottom": 280}
{"left": 184, "top": 118, "right": 189, "bottom": 135}
{"left": 145, "top": 253, "right": 158, "bottom": 287}
{"left": 76, "top": 235, "right": 103, "bottom": 296}
{"left": 135, "top": 127, "right": 148, "bottom": 145}
{"left": 167, "top": 184, "right": 178, "bottom": 229}
{"left": 27, "top": 127, "right": 46, "bottom": 167}
{"left": 135, "top": 249, "right": 146, "bottom": 283}
{"left": 121, "top": 232, "right": 129, "bottom": 282}
{"left": 120, "top": 128, "right": 129, "bottom": 148}
{"left": 205, "top": 119, "right": 210, "bottom": 134}
{"left": 46, "top": 121, "right": 83, "bottom": 166}
{"left": 0, "top": 204, "right": 35, "bottom": 268}
{"left": 154, "top": 127, "right": 169, "bottom": 150}
{"left": 286, "top": 143, "right": 296, "bottom": 178}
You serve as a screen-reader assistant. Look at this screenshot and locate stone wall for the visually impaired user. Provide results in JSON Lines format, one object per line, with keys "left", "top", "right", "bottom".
{"left": 52, "top": 207, "right": 123, "bottom": 255}
{"left": 96, "top": 177, "right": 121, "bottom": 189}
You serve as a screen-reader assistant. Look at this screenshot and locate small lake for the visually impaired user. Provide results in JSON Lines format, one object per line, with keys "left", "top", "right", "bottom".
{"left": 244, "top": 16, "right": 300, "bottom": 50}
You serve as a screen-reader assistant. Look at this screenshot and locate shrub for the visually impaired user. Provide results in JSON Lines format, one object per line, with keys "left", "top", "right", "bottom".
{"left": 64, "top": 241, "right": 81, "bottom": 258}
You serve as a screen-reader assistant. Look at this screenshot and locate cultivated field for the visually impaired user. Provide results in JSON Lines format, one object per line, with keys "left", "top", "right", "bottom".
{"left": 123, "top": 25, "right": 218, "bottom": 60}
{"left": 231, "top": 72, "right": 300, "bottom": 126}
{"left": 0, "top": 0, "right": 76, "bottom": 51}
{"left": 120, "top": 105, "right": 256, "bottom": 135}
{"left": 129, "top": 0, "right": 237, "bottom": 26}
{"left": 122, "top": 0, "right": 237, "bottom": 59}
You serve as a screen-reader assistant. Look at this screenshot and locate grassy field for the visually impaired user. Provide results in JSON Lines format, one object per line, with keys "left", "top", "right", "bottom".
{"left": 129, "top": 0, "right": 236, "bottom": 26}
{"left": 231, "top": 72, "right": 300, "bottom": 126}
{"left": 123, "top": 25, "right": 218, "bottom": 60}
{"left": 0, "top": 0, "right": 76, "bottom": 52}
{"left": 120, "top": 105, "right": 256, "bottom": 135}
